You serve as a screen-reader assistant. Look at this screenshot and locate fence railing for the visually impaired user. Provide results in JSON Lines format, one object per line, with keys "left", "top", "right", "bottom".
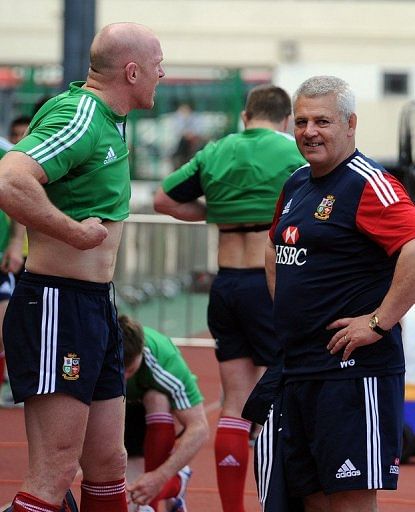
{"left": 114, "top": 214, "right": 218, "bottom": 341}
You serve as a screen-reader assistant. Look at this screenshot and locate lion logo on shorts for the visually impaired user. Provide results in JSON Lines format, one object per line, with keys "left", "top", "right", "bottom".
{"left": 62, "top": 353, "right": 80, "bottom": 381}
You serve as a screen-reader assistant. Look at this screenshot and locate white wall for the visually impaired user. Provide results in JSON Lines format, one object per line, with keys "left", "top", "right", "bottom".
{"left": 1, "top": 0, "right": 415, "bottom": 159}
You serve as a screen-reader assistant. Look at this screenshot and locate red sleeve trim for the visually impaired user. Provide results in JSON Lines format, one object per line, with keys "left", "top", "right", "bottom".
{"left": 269, "top": 191, "right": 285, "bottom": 241}
{"left": 356, "top": 175, "right": 415, "bottom": 256}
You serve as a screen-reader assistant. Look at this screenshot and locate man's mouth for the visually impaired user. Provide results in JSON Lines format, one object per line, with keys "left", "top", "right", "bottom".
{"left": 305, "top": 142, "right": 323, "bottom": 147}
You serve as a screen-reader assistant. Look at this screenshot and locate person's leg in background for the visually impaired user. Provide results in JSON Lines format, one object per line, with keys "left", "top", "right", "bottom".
{"left": 142, "top": 390, "right": 178, "bottom": 511}
{"left": 80, "top": 396, "right": 128, "bottom": 512}
{"left": 209, "top": 269, "right": 278, "bottom": 512}
{"left": 215, "top": 357, "right": 265, "bottom": 512}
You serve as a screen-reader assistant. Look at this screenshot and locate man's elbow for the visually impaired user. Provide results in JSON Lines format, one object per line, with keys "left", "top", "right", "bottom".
{"left": 153, "top": 187, "right": 174, "bottom": 214}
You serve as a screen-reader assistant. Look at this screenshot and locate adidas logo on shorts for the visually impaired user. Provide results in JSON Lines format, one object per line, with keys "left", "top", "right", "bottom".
{"left": 218, "top": 454, "right": 240, "bottom": 466}
{"left": 104, "top": 146, "right": 117, "bottom": 164}
{"left": 336, "top": 459, "right": 361, "bottom": 479}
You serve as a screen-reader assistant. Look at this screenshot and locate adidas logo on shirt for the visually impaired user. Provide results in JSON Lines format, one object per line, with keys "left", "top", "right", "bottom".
{"left": 282, "top": 198, "right": 292, "bottom": 215}
{"left": 336, "top": 459, "right": 361, "bottom": 479}
{"left": 218, "top": 455, "right": 240, "bottom": 467}
{"left": 104, "top": 146, "right": 117, "bottom": 164}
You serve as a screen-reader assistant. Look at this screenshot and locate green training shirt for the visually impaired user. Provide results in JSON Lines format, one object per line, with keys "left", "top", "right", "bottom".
{"left": 0, "top": 211, "right": 10, "bottom": 256}
{"left": 0, "top": 138, "right": 13, "bottom": 256}
{"left": 162, "top": 128, "right": 306, "bottom": 224}
{"left": 126, "top": 326, "right": 203, "bottom": 410}
{"left": 11, "top": 82, "right": 131, "bottom": 222}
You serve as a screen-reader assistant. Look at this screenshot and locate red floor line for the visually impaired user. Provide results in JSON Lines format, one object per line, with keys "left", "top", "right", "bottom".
{"left": 0, "top": 442, "right": 27, "bottom": 447}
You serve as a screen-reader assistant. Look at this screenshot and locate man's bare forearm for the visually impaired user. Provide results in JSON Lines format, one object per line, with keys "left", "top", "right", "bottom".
{"left": 0, "top": 154, "right": 107, "bottom": 249}
{"left": 153, "top": 187, "right": 206, "bottom": 221}
{"left": 156, "top": 406, "right": 209, "bottom": 482}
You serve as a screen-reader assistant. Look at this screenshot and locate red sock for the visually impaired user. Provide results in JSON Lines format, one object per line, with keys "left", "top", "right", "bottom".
{"left": 156, "top": 474, "right": 181, "bottom": 500}
{"left": 215, "top": 416, "right": 251, "bottom": 512}
{"left": 80, "top": 479, "right": 128, "bottom": 512}
{"left": 0, "top": 351, "right": 5, "bottom": 388}
{"left": 144, "top": 413, "right": 176, "bottom": 510}
{"left": 12, "top": 492, "right": 60, "bottom": 511}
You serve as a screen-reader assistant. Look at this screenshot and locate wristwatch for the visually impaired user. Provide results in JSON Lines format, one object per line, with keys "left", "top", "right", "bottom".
{"left": 368, "top": 314, "right": 390, "bottom": 336}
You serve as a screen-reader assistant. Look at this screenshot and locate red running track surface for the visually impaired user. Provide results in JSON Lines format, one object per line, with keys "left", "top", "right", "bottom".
{"left": 1, "top": 346, "right": 415, "bottom": 511}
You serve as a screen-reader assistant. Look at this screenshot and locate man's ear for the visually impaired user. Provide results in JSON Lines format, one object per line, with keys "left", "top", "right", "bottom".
{"left": 241, "top": 111, "right": 248, "bottom": 127}
{"left": 282, "top": 115, "right": 291, "bottom": 132}
{"left": 125, "top": 62, "right": 138, "bottom": 83}
{"left": 348, "top": 112, "right": 357, "bottom": 136}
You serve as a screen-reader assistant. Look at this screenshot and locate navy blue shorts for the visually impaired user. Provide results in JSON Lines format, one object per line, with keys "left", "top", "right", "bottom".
{"left": 3, "top": 272, "right": 125, "bottom": 405}
{"left": 282, "top": 375, "right": 404, "bottom": 496}
{"left": 208, "top": 267, "right": 281, "bottom": 365}
{"left": 0, "top": 271, "right": 15, "bottom": 301}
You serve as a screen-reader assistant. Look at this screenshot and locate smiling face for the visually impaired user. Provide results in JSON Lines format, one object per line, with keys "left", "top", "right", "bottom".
{"left": 294, "top": 93, "right": 357, "bottom": 177}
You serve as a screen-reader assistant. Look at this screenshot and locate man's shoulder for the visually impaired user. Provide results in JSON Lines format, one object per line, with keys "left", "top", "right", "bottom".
{"left": 342, "top": 151, "right": 393, "bottom": 188}
{"left": 287, "top": 162, "right": 310, "bottom": 181}
{"left": 32, "top": 87, "right": 104, "bottom": 129}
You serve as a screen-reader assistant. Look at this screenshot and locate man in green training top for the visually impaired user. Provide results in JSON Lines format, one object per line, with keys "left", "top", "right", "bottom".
{"left": 154, "top": 84, "right": 306, "bottom": 512}
{"left": 0, "top": 22, "right": 164, "bottom": 512}
{"left": 119, "top": 315, "right": 208, "bottom": 512}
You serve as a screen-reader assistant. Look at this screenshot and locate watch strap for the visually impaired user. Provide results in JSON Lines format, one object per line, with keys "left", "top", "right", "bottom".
{"left": 369, "top": 314, "right": 391, "bottom": 337}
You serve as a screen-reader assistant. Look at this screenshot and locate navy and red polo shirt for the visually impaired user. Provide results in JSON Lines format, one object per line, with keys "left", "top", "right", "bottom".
{"left": 269, "top": 150, "right": 415, "bottom": 380}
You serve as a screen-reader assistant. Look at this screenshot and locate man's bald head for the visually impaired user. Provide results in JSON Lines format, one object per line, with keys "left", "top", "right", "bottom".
{"left": 86, "top": 22, "right": 164, "bottom": 114}
{"left": 90, "top": 22, "right": 159, "bottom": 75}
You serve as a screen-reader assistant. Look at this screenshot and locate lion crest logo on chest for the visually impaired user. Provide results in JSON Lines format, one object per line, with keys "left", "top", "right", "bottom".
{"left": 314, "top": 194, "right": 335, "bottom": 221}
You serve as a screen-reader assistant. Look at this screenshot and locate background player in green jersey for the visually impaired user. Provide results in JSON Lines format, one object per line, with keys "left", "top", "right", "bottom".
{"left": 154, "top": 84, "right": 306, "bottom": 512}
{"left": 0, "top": 22, "right": 164, "bottom": 512}
{"left": 119, "top": 315, "right": 208, "bottom": 512}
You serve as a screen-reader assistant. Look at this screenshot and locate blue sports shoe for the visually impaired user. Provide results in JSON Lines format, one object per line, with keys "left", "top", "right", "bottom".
{"left": 165, "top": 465, "right": 192, "bottom": 512}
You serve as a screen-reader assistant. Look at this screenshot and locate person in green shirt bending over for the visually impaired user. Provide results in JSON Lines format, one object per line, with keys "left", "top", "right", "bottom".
{"left": 120, "top": 315, "right": 208, "bottom": 512}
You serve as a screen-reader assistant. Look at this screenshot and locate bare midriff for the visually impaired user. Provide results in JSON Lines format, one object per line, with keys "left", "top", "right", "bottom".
{"left": 25, "top": 221, "right": 124, "bottom": 283}
{"left": 217, "top": 223, "right": 270, "bottom": 269}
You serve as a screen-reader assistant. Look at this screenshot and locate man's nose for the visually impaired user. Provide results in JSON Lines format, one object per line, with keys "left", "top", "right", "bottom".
{"left": 304, "top": 122, "right": 318, "bottom": 137}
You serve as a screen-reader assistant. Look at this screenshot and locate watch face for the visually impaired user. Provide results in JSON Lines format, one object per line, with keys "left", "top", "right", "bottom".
{"left": 369, "top": 316, "right": 377, "bottom": 329}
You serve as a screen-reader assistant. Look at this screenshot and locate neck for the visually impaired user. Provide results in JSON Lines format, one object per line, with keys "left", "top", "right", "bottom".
{"left": 83, "top": 77, "right": 128, "bottom": 116}
{"left": 310, "top": 147, "right": 356, "bottom": 178}
{"left": 245, "top": 119, "right": 286, "bottom": 131}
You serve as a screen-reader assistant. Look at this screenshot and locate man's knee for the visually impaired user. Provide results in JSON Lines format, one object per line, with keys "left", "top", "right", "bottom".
{"left": 81, "top": 444, "right": 127, "bottom": 480}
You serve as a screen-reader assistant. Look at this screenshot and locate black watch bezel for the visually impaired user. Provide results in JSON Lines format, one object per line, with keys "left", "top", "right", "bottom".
{"left": 369, "top": 314, "right": 390, "bottom": 337}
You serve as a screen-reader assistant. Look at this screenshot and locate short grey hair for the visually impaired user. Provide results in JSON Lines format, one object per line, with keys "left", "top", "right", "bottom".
{"left": 293, "top": 75, "right": 355, "bottom": 122}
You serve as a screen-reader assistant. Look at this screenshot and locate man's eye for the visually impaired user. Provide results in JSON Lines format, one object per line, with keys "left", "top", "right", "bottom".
{"left": 317, "top": 120, "right": 329, "bottom": 126}
{"left": 295, "top": 120, "right": 306, "bottom": 127}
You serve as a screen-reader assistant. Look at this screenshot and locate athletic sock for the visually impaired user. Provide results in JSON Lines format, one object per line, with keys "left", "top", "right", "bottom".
{"left": 144, "top": 412, "right": 176, "bottom": 510}
{"left": 155, "top": 474, "right": 181, "bottom": 501}
{"left": 80, "top": 479, "right": 128, "bottom": 512}
{"left": 12, "top": 491, "right": 61, "bottom": 511}
{"left": 215, "top": 416, "right": 251, "bottom": 512}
